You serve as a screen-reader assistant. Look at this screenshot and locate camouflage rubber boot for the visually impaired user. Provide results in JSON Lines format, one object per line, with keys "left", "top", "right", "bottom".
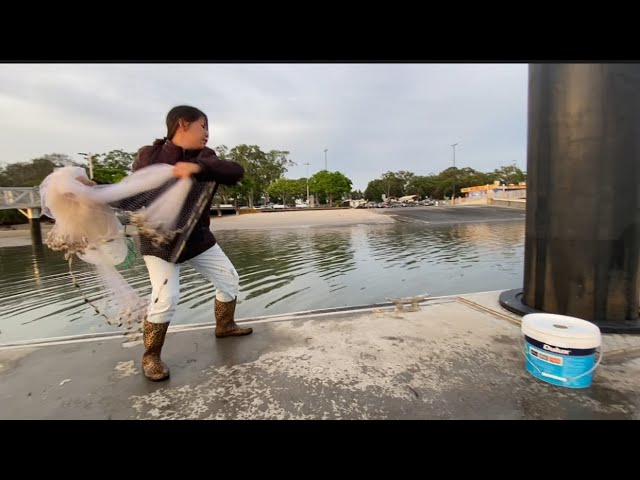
{"left": 215, "top": 297, "right": 253, "bottom": 338}
{"left": 142, "top": 320, "right": 170, "bottom": 381}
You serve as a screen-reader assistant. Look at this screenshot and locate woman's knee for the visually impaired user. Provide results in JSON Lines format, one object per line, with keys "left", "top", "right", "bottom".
{"left": 147, "top": 291, "right": 180, "bottom": 324}
{"left": 230, "top": 267, "right": 239, "bottom": 286}
{"left": 216, "top": 269, "right": 239, "bottom": 302}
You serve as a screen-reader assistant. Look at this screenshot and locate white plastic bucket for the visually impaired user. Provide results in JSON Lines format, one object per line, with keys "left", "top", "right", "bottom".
{"left": 522, "top": 313, "right": 602, "bottom": 389}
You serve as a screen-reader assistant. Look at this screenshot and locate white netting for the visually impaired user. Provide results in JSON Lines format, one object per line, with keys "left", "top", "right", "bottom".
{"left": 40, "top": 164, "right": 204, "bottom": 334}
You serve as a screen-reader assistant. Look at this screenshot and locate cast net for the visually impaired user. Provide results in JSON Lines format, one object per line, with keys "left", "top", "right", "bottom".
{"left": 40, "top": 164, "right": 216, "bottom": 336}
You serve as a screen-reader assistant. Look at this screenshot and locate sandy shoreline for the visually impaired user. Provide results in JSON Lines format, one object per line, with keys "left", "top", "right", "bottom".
{"left": 210, "top": 209, "right": 395, "bottom": 230}
{"left": 0, "top": 206, "right": 524, "bottom": 248}
{"left": 0, "top": 209, "right": 395, "bottom": 248}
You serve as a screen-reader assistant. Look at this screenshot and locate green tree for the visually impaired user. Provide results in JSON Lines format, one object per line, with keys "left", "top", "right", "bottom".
{"left": 395, "top": 170, "right": 415, "bottom": 196}
{"left": 435, "top": 167, "right": 458, "bottom": 199}
{"left": 92, "top": 150, "right": 135, "bottom": 184}
{"left": 222, "top": 144, "right": 294, "bottom": 207}
{"left": 381, "top": 171, "right": 404, "bottom": 199}
{"left": 40, "top": 153, "right": 79, "bottom": 167}
{"left": 407, "top": 175, "right": 438, "bottom": 199}
{"left": 490, "top": 165, "right": 526, "bottom": 185}
{"left": 364, "top": 179, "right": 385, "bottom": 202}
{"left": 267, "top": 178, "right": 300, "bottom": 206}
{"left": 0, "top": 210, "right": 27, "bottom": 225}
{"left": 309, "top": 170, "right": 352, "bottom": 206}
{"left": 0, "top": 154, "right": 77, "bottom": 187}
{"left": 294, "top": 178, "right": 309, "bottom": 202}
{"left": 0, "top": 154, "right": 78, "bottom": 225}
{"left": 359, "top": 162, "right": 527, "bottom": 202}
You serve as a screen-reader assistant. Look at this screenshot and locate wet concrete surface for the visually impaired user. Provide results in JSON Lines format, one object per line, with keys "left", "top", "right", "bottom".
{"left": 1, "top": 292, "right": 639, "bottom": 420}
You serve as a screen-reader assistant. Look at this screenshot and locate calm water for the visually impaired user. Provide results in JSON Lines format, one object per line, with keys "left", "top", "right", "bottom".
{"left": 0, "top": 221, "right": 525, "bottom": 343}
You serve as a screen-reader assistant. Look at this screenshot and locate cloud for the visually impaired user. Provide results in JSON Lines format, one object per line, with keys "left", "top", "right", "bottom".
{"left": 0, "top": 63, "right": 528, "bottom": 190}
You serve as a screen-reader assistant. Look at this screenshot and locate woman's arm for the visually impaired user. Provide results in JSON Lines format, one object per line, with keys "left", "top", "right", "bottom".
{"left": 132, "top": 146, "right": 156, "bottom": 172}
{"left": 75, "top": 176, "right": 97, "bottom": 187}
{"left": 194, "top": 150, "right": 244, "bottom": 185}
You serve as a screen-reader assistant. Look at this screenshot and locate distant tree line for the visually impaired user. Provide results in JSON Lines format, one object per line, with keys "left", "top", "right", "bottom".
{"left": 0, "top": 148, "right": 525, "bottom": 224}
{"left": 363, "top": 165, "right": 526, "bottom": 202}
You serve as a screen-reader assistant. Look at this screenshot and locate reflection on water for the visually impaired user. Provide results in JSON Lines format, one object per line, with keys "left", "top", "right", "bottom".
{"left": 0, "top": 220, "right": 524, "bottom": 343}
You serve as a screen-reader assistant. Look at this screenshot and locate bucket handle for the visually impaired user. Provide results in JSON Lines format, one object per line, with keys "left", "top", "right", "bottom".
{"left": 521, "top": 337, "right": 603, "bottom": 384}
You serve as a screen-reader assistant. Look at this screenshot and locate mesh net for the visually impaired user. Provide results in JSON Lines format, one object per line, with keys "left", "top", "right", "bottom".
{"left": 40, "top": 164, "right": 216, "bottom": 335}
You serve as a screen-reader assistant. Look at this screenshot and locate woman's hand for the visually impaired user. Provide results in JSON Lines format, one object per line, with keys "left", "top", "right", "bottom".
{"left": 75, "top": 176, "right": 97, "bottom": 187}
{"left": 173, "top": 162, "right": 202, "bottom": 179}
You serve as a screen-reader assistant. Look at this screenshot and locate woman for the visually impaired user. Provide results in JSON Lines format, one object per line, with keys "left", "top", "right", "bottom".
{"left": 134, "top": 105, "right": 251, "bottom": 382}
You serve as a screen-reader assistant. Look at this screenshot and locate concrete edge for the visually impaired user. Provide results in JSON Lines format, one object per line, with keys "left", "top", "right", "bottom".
{"left": 0, "top": 292, "right": 483, "bottom": 350}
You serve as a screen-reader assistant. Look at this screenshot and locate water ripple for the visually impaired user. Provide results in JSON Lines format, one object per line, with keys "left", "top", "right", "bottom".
{"left": 0, "top": 221, "right": 524, "bottom": 343}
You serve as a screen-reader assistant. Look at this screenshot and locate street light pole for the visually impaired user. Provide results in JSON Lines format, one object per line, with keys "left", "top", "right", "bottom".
{"left": 451, "top": 143, "right": 458, "bottom": 204}
{"left": 324, "top": 148, "right": 328, "bottom": 171}
{"left": 303, "top": 162, "right": 310, "bottom": 205}
{"left": 77, "top": 152, "right": 94, "bottom": 180}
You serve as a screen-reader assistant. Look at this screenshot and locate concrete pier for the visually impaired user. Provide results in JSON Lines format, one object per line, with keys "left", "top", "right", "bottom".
{"left": 2, "top": 291, "right": 640, "bottom": 420}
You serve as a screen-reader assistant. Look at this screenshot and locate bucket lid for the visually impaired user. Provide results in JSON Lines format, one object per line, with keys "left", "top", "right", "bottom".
{"left": 522, "top": 313, "right": 601, "bottom": 349}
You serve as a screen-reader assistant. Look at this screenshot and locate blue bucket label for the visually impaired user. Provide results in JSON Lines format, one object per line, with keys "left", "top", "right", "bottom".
{"left": 524, "top": 335, "right": 597, "bottom": 389}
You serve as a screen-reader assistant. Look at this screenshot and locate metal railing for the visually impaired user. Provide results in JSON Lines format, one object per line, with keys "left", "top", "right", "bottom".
{"left": 0, "top": 187, "right": 41, "bottom": 210}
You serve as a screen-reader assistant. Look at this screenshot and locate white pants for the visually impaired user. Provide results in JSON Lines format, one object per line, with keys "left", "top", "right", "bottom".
{"left": 143, "top": 243, "right": 239, "bottom": 324}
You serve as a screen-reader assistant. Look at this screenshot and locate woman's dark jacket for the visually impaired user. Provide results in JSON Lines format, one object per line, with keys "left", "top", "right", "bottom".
{"left": 130, "top": 140, "right": 244, "bottom": 263}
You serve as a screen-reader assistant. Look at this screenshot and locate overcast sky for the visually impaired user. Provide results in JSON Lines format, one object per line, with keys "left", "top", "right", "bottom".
{"left": 0, "top": 63, "right": 528, "bottom": 190}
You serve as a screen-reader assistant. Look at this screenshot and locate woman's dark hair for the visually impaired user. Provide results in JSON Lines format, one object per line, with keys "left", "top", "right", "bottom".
{"left": 153, "top": 105, "right": 208, "bottom": 145}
